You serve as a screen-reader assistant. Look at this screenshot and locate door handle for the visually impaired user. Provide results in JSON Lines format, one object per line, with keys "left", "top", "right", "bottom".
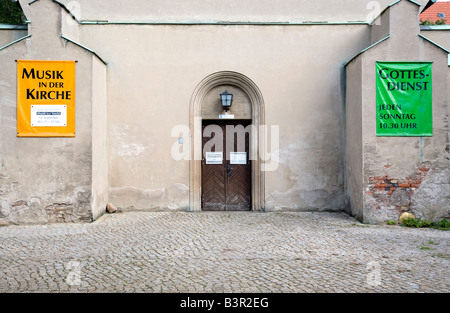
{"left": 227, "top": 165, "right": 233, "bottom": 176}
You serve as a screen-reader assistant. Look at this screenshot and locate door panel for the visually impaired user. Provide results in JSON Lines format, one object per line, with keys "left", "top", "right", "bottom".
{"left": 201, "top": 127, "right": 226, "bottom": 210}
{"left": 202, "top": 164, "right": 226, "bottom": 210}
{"left": 202, "top": 121, "right": 251, "bottom": 211}
{"left": 225, "top": 126, "right": 251, "bottom": 210}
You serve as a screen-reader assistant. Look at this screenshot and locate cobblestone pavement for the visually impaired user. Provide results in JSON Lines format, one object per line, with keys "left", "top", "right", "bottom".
{"left": 0, "top": 211, "right": 448, "bottom": 293}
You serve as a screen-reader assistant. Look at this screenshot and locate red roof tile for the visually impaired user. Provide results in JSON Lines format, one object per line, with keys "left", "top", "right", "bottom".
{"left": 420, "top": 2, "right": 450, "bottom": 24}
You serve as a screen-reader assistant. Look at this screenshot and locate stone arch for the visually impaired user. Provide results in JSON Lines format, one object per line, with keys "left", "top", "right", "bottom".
{"left": 189, "top": 71, "right": 265, "bottom": 212}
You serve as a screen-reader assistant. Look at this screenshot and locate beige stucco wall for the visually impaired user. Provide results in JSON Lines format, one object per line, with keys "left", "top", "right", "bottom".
{"left": 0, "top": 0, "right": 107, "bottom": 224}
{"left": 74, "top": 23, "right": 370, "bottom": 212}
{"left": 346, "top": 0, "right": 449, "bottom": 223}
{"left": 419, "top": 29, "right": 450, "bottom": 177}
{"left": 40, "top": 0, "right": 429, "bottom": 24}
{"left": 421, "top": 28, "right": 450, "bottom": 52}
{"left": 371, "top": 5, "right": 390, "bottom": 44}
{"left": 91, "top": 56, "right": 108, "bottom": 220}
{"left": 0, "top": 27, "right": 27, "bottom": 48}
{"left": 1, "top": 0, "right": 447, "bottom": 223}
{"left": 345, "top": 56, "right": 364, "bottom": 221}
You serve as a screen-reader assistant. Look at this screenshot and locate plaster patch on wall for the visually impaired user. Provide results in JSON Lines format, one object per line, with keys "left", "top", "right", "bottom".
{"left": 0, "top": 187, "right": 92, "bottom": 225}
{"left": 411, "top": 168, "right": 450, "bottom": 220}
{"left": 363, "top": 165, "right": 449, "bottom": 223}
{"left": 109, "top": 185, "right": 167, "bottom": 210}
{"left": 109, "top": 183, "right": 191, "bottom": 211}
{"left": 117, "top": 143, "right": 148, "bottom": 158}
{"left": 167, "top": 201, "right": 190, "bottom": 211}
{"left": 8, "top": 199, "right": 49, "bottom": 225}
{"left": 277, "top": 143, "right": 342, "bottom": 191}
{"left": 110, "top": 126, "right": 154, "bottom": 160}
{"left": 266, "top": 188, "right": 344, "bottom": 212}
{"left": 266, "top": 140, "right": 344, "bottom": 211}
{"left": 171, "top": 183, "right": 189, "bottom": 196}
{"left": 109, "top": 186, "right": 166, "bottom": 199}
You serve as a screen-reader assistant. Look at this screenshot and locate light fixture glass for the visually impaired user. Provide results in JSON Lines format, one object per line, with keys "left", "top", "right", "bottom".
{"left": 220, "top": 90, "right": 233, "bottom": 112}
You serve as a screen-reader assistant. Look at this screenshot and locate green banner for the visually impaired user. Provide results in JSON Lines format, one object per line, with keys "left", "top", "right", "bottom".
{"left": 376, "top": 62, "right": 433, "bottom": 136}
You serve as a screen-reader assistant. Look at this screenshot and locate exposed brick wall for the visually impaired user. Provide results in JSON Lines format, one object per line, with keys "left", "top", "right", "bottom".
{"left": 366, "top": 166, "right": 430, "bottom": 214}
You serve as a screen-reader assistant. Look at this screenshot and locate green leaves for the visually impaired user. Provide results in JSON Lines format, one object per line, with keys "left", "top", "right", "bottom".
{"left": 0, "top": 0, "right": 26, "bottom": 25}
{"left": 401, "top": 217, "right": 449, "bottom": 230}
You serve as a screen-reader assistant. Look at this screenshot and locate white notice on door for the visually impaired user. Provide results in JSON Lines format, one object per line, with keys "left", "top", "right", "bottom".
{"left": 230, "top": 152, "right": 247, "bottom": 164}
{"left": 206, "top": 152, "right": 223, "bottom": 164}
{"left": 31, "top": 105, "right": 67, "bottom": 127}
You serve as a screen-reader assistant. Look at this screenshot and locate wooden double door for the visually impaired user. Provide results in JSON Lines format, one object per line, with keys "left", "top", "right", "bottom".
{"left": 201, "top": 120, "right": 252, "bottom": 211}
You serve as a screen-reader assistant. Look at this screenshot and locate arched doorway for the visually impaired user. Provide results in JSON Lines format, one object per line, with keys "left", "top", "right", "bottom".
{"left": 189, "top": 71, "right": 265, "bottom": 212}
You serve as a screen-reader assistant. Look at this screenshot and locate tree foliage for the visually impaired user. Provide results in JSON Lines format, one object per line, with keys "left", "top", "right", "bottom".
{"left": 0, "top": 0, "right": 26, "bottom": 25}
{"left": 420, "top": 18, "right": 447, "bottom": 25}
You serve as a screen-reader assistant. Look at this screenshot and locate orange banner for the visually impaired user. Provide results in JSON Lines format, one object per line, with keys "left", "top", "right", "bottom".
{"left": 17, "top": 60, "right": 76, "bottom": 137}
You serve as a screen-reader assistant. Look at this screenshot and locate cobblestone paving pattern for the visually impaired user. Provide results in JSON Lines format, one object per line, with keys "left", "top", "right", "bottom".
{"left": 0, "top": 211, "right": 448, "bottom": 292}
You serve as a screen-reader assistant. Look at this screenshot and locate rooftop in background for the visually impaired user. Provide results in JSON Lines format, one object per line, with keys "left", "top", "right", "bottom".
{"left": 420, "top": 1, "right": 450, "bottom": 24}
